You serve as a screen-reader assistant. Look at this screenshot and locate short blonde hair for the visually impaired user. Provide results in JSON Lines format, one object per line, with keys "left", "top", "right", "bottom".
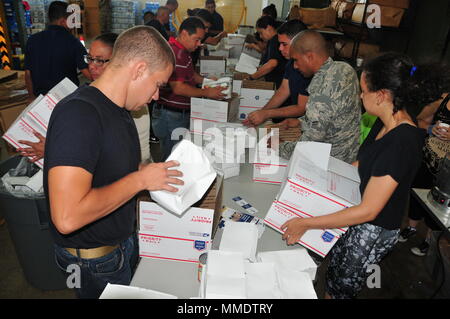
{"left": 111, "top": 26, "right": 175, "bottom": 71}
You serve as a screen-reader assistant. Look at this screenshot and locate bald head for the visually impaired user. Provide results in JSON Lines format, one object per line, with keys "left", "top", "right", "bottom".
{"left": 110, "top": 26, "right": 175, "bottom": 72}
{"left": 291, "top": 30, "right": 329, "bottom": 58}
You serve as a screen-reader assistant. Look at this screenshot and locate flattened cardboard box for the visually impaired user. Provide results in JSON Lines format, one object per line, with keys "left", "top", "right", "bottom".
{"left": 264, "top": 122, "right": 302, "bottom": 142}
{"left": 199, "top": 56, "right": 226, "bottom": 77}
{"left": 138, "top": 176, "right": 224, "bottom": 263}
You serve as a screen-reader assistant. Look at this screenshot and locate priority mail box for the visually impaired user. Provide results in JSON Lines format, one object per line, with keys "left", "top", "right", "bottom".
{"left": 2, "top": 77, "right": 77, "bottom": 167}
{"left": 249, "top": 146, "right": 288, "bottom": 185}
{"left": 263, "top": 142, "right": 361, "bottom": 257}
{"left": 190, "top": 95, "right": 240, "bottom": 135}
{"left": 200, "top": 56, "right": 226, "bottom": 77}
{"left": 139, "top": 177, "right": 223, "bottom": 263}
{"left": 239, "top": 80, "right": 275, "bottom": 121}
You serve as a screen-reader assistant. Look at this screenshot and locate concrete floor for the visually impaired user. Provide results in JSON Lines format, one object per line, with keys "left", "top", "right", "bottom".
{"left": 0, "top": 140, "right": 447, "bottom": 299}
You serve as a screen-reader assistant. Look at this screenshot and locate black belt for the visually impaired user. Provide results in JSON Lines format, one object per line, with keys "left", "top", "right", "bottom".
{"left": 157, "top": 103, "right": 189, "bottom": 113}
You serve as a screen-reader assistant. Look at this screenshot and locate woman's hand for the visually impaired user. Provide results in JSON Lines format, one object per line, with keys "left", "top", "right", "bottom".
{"left": 281, "top": 217, "right": 309, "bottom": 245}
{"left": 433, "top": 121, "right": 450, "bottom": 141}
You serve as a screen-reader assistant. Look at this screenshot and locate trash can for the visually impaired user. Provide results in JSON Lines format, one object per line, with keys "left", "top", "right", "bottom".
{"left": 0, "top": 156, "right": 67, "bottom": 290}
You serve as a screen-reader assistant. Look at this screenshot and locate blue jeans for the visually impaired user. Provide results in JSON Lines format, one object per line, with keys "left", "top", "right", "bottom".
{"left": 54, "top": 234, "right": 139, "bottom": 299}
{"left": 152, "top": 104, "right": 190, "bottom": 161}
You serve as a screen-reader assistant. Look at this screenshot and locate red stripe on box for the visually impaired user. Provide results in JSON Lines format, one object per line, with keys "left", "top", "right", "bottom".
{"left": 3, "top": 135, "right": 20, "bottom": 148}
{"left": 254, "top": 163, "right": 288, "bottom": 167}
{"left": 191, "top": 117, "right": 220, "bottom": 123}
{"left": 28, "top": 112, "right": 48, "bottom": 130}
{"left": 287, "top": 179, "right": 347, "bottom": 207}
{"left": 253, "top": 179, "right": 282, "bottom": 184}
{"left": 139, "top": 255, "right": 198, "bottom": 263}
{"left": 139, "top": 233, "right": 210, "bottom": 244}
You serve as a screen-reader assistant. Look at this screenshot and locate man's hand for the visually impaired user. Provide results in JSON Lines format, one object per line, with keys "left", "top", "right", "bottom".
{"left": 18, "top": 131, "right": 46, "bottom": 162}
{"left": 245, "top": 110, "right": 269, "bottom": 127}
{"left": 139, "top": 161, "right": 184, "bottom": 192}
{"left": 281, "top": 217, "right": 308, "bottom": 245}
{"left": 203, "top": 86, "right": 227, "bottom": 100}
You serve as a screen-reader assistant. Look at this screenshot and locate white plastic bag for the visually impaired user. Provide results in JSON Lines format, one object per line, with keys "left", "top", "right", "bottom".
{"left": 149, "top": 140, "right": 217, "bottom": 215}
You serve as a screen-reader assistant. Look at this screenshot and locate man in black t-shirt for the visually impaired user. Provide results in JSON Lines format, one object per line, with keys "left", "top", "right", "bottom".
{"left": 244, "top": 20, "right": 310, "bottom": 127}
{"left": 205, "top": 0, "right": 224, "bottom": 35}
{"left": 146, "top": 6, "right": 170, "bottom": 41}
{"left": 44, "top": 26, "right": 183, "bottom": 299}
{"left": 24, "top": 1, "right": 91, "bottom": 99}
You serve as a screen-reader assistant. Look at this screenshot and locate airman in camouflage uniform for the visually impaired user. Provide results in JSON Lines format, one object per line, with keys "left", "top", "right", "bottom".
{"left": 279, "top": 33, "right": 361, "bottom": 164}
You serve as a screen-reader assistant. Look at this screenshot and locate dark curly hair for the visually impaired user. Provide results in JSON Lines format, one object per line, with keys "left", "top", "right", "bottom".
{"left": 363, "top": 52, "right": 450, "bottom": 118}
{"left": 187, "top": 8, "right": 214, "bottom": 26}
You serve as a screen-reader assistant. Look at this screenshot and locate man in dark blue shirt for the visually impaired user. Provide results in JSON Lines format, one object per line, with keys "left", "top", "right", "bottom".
{"left": 205, "top": 0, "right": 224, "bottom": 35}
{"left": 146, "top": 6, "right": 170, "bottom": 41}
{"left": 24, "top": 1, "right": 91, "bottom": 99}
{"left": 244, "top": 20, "right": 311, "bottom": 127}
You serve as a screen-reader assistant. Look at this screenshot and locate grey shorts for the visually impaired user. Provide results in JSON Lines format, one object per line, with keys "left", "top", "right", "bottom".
{"left": 325, "top": 223, "right": 400, "bottom": 299}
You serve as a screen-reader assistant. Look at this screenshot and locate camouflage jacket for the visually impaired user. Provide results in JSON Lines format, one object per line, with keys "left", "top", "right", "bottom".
{"left": 279, "top": 57, "right": 361, "bottom": 163}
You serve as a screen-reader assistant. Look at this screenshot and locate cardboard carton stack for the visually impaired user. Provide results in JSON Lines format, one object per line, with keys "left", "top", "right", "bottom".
{"left": 264, "top": 142, "right": 361, "bottom": 257}
{"left": 2, "top": 78, "right": 78, "bottom": 168}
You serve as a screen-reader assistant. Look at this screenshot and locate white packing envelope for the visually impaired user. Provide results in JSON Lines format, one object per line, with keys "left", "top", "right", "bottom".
{"left": 276, "top": 269, "right": 318, "bottom": 299}
{"left": 257, "top": 249, "right": 318, "bottom": 281}
{"left": 245, "top": 262, "right": 282, "bottom": 299}
{"left": 99, "top": 284, "right": 178, "bottom": 299}
{"left": 219, "top": 222, "right": 259, "bottom": 262}
{"left": 235, "top": 53, "right": 260, "bottom": 74}
{"left": 149, "top": 140, "right": 217, "bottom": 215}
{"left": 205, "top": 250, "right": 246, "bottom": 299}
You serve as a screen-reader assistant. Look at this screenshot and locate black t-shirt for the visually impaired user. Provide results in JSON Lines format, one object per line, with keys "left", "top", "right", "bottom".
{"left": 146, "top": 19, "right": 169, "bottom": 41}
{"left": 24, "top": 25, "right": 88, "bottom": 96}
{"left": 357, "top": 119, "right": 426, "bottom": 230}
{"left": 283, "top": 60, "right": 311, "bottom": 104}
{"left": 260, "top": 35, "right": 287, "bottom": 89}
{"left": 44, "top": 85, "right": 141, "bottom": 249}
{"left": 210, "top": 11, "right": 224, "bottom": 33}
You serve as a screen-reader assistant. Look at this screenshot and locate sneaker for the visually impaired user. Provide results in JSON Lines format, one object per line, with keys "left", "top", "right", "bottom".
{"left": 411, "top": 241, "right": 429, "bottom": 257}
{"left": 398, "top": 226, "right": 417, "bottom": 243}
{"left": 150, "top": 136, "right": 159, "bottom": 144}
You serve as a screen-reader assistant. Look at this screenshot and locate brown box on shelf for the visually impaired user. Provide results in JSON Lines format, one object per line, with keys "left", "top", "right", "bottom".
{"left": 369, "top": 0, "right": 410, "bottom": 9}
{"left": 352, "top": 4, "right": 405, "bottom": 28}
{"left": 300, "top": 7, "right": 336, "bottom": 28}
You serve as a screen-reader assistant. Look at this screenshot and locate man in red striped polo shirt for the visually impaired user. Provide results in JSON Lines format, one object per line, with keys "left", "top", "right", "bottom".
{"left": 152, "top": 17, "right": 226, "bottom": 160}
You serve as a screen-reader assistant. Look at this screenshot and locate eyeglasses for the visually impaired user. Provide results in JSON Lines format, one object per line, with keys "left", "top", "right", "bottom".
{"left": 84, "top": 55, "right": 110, "bottom": 66}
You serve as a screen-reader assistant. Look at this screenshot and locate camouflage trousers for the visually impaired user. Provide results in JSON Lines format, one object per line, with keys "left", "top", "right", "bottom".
{"left": 325, "top": 223, "right": 400, "bottom": 299}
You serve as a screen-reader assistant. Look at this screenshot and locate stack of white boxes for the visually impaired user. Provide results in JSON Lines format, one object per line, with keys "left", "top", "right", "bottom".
{"left": 264, "top": 142, "right": 361, "bottom": 257}
{"left": 2, "top": 78, "right": 78, "bottom": 168}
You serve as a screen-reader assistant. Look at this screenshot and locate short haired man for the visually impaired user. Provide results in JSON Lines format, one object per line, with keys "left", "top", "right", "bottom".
{"left": 279, "top": 30, "right": 361, "bottom": 164}
{"left": 45, "top": 26, "right": 183, "bottom": 299}
{"left": 164, "top": 0, "right": 179, "bottom": 35}
{"left": 24, "top": 1, "right": 91, "bottom": 99}
{"left": 153, "top": 17, "right": 226, "bottom": 161}
{"left": 205, "top": 0, "right": 224, "bottom": 36}
{"left": 244, "top": 20, "right": 310, "bottom": 127}
{"left": 146, "top": 6, "right": 170, "bottom": 40}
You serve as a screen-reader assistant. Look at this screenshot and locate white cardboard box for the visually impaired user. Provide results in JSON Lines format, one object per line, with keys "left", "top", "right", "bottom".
{"left": 139, "top": 177, "right": 223, "bottom": 263}
{"left": 239, "top": 81, "right": 275, "bottom": 121}
{"left": 199, "top": 56, "right": 226, "bottom": 77}
{"left": 139, "top": 203, "right": 214, "bottom": 263}
{"left": 249, "top": 146, "right": 288, "bottom": 185}
{"left": 263, "top": 142, "right": 361, "bottom": 257}
{"left": 190, "top": 96, "right": 240, "bottom": 135}
{"left": 235, "top": 52, "right": 260, "bottom": 74}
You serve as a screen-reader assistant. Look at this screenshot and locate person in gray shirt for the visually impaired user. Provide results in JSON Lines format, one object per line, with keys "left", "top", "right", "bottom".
{"left": 278, "top": 30, "right": 361, "bottom": 164}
